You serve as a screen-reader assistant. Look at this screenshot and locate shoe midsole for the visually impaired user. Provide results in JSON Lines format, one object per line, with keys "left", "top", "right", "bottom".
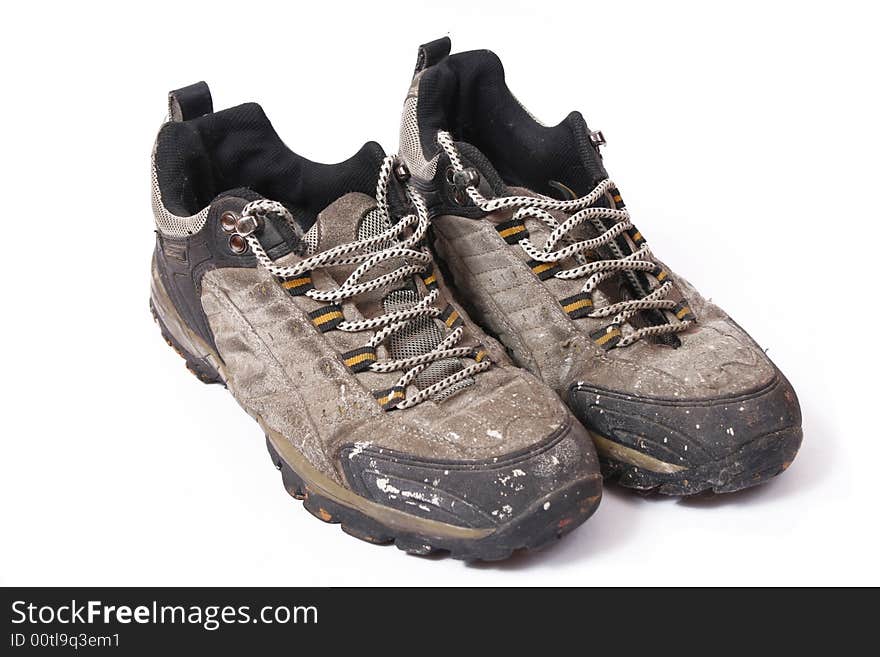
{"left": 591, "top": 432, "right": 687, "bottom": 474}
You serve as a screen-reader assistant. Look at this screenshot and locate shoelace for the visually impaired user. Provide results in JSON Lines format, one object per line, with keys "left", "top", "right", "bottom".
{"left": 436, "top": 130, "right": 694, "bottom": 348}
{"left": 238, "top": 156, "right": 491, "bottom": 410}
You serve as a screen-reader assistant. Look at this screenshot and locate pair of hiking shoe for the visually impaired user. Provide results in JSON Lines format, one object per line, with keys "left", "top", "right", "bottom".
{"left": 150, "top": 38, "right": 802, "bottom": 561}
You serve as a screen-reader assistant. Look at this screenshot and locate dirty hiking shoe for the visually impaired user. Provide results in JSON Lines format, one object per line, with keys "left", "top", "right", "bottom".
{"left": 397, "top": 39, "right": 802, "bottom": 495}
{"left": 149, "top": 82, "right": 601, "bottom": 559}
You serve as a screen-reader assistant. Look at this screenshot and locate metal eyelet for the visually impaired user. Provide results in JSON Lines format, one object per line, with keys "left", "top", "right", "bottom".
{"left": 453, "top": 168, "right": 480, "bottom": 189}
{"left": 450, "top": 167, "right": 480, "bottom": 206}
{"left": 394, "top": 162, "right": 411, "bottom": 182}
{"left": 445, "top": 166, "right": 456, "bottom": 184}
{"left": 220, "top": 211, "right": 238, "bottom": 232}
{"left": 234, "top": 215, "right": 260, "bottom": 236}
{"left": 228, "top": 234, "right": 248, "bottom": 254}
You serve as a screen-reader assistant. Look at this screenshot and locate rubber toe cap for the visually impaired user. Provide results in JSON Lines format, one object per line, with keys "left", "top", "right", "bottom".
{"left": 568, "top": 370, "right": 802, "bottom": 492}
{"left": 339, "top": 417, "right": 601, "bottom": 529}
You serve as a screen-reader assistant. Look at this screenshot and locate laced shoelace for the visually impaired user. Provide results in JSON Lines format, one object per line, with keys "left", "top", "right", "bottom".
{"left": 435, "top": 130, "right": 694, "bottom": 348}
{"left": 237, "top": 156, "right": 492, "bottom": 410}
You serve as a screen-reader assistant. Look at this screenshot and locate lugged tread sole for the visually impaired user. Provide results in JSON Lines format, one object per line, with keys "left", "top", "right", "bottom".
{"left": 151, "top": 299, "right": 601, "bottom": 561}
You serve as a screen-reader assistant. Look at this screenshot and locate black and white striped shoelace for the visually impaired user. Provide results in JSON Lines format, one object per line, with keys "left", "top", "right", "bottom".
{"left": 237, "top": 156, "right": 491, "bottom": 409}
{"left": 436, "top": 130, "right": 694, "bottom": 348}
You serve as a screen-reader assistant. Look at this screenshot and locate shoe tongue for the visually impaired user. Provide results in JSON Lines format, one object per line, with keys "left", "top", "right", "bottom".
{"left": 306, "top": 190, "right": 468, "bottom": 395}
{"left": 310, "top": 192, "right": 385, "bottom": 253}
{"left": 297, "top": 191, "right": 401, "bottom": 285}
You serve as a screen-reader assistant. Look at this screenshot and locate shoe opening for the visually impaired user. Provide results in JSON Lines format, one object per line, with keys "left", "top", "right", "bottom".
{"left": 153, "top": 101, "right": 385, "bottom": 230}
{"left": 414, "top": 49, "right": 606, "bottom": 197}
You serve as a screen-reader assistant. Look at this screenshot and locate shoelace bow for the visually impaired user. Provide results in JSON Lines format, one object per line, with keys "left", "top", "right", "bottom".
{"left": 436, "top": 130, "right": 694, "bottom": 348}
{"left": 238, "top": 156, "right": 491, "bottom": 410}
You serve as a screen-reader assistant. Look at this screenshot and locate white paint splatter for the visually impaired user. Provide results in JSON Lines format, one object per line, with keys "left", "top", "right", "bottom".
{"left": 347, "top": 441, "right": 372, "bottom": 460}
{"left": 375, "top": 477, "right": 400, "bottom": 495}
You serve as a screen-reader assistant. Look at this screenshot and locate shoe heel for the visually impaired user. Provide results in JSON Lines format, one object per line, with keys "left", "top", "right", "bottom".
{"left": 149, "top": 256, "right": 224, "bottom": 385}
{"left": 149, "top": 297, "right": 223, "bottom": 385}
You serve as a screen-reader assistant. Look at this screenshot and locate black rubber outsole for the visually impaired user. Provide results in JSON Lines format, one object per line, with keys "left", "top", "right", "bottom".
{"left": 266, "top": 438, "right": 601, "bottom": 561}
{"left": 599, "top": 426, "right": 803, "bottom": 496}
{"left": 150, "top": 299, "right": 601, "bottom": 561}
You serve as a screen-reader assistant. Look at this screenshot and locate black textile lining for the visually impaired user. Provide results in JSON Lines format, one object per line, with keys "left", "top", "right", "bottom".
{"left": 154, "top": 102, "right": 385, "bottom": 230}
{"left": 416, "top": 50, "right": 606, "bottom": 197}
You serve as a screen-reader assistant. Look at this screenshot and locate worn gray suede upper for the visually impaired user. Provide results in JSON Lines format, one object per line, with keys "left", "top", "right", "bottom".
{"left": 430, "top": 199, "right": 776, "bottom": 400}
{"left": 387, "top": 41, "right": 801, "bottom": 497}
{"left": 399, "top": 55, "right": 776, "bottom": 404}
{"left": 199, "top": 193, "right": 586, "bottom": 485}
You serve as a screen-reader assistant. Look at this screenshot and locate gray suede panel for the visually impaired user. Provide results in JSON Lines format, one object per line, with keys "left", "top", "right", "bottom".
{"left": 432, "top": 210, "right": 776, "bottom": 400}
{"left": 202, "top": 266, "right": 575, "bottom": 478}
{"left": 199, "top": 193, "right": 580, "bottom": 486}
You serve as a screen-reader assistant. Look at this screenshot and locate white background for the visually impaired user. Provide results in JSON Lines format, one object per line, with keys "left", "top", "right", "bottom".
{"left": 2, "top": 0, "right": 878, "bottom": 586}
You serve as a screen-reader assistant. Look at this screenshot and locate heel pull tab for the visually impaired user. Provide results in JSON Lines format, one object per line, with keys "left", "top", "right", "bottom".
{"left": 414, "top": 37, "right": 451, "bottom": 75}
{"left": 167, "top": 81, "right": 213, "bottom": 122}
